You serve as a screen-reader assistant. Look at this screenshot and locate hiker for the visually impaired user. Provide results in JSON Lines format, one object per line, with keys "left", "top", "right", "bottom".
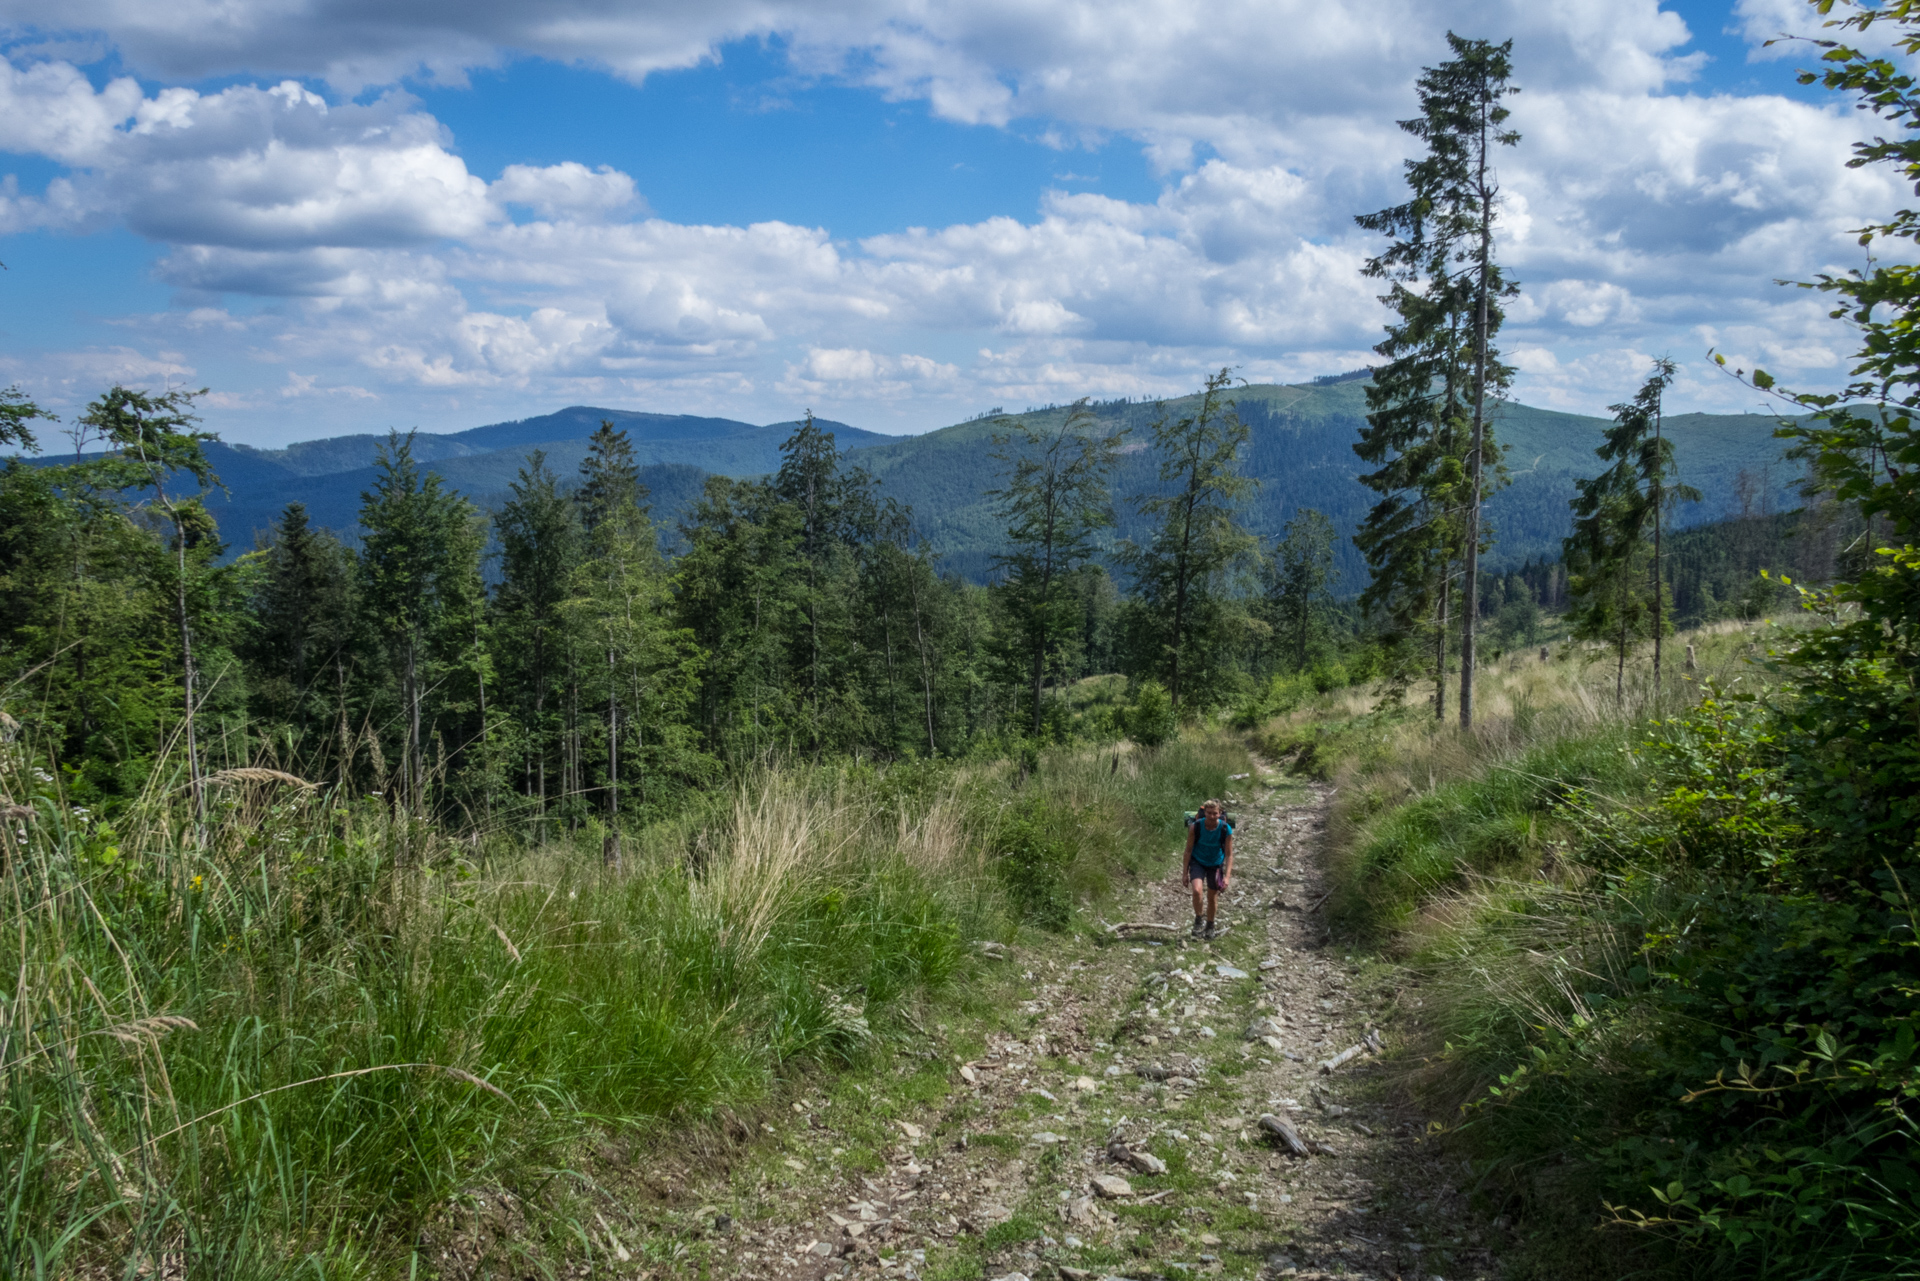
{"left": 1182, "top": 798, "right": 1234, "bottom": 940}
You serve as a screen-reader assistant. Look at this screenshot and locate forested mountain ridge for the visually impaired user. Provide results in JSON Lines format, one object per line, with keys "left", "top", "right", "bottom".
{"left": 25, "top": 407, "right": 874, "bottom": 549}
{"left": 853, "top": 377, "right": 1799, "bottom": 580}
{"left": 9, "top": 379, "right": 1798, "bottom": 575}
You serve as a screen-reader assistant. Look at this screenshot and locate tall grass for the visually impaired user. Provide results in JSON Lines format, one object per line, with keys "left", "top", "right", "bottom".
{"left": 0, "top": 732, "right": 1244, "bottom": 1276}
{"left": 1249, "top": 622, "right": 1791, "bottom": 938}
{"left": 1256, "top": 615, "right": 1903, "bottom": 1277}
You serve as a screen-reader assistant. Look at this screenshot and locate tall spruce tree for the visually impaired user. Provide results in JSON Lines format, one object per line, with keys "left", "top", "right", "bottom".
{"left": 577, "top": 419, "right": 648, "bottom": 531}
{"left": 1353, "top": 33, "right": 1518, "bottom": 726}
{"left": 567, "top": 457, "right": 705, "bottom": 860}
{"left": 676, "top": 475, "right": 808, "bottom": 761}
{"left": 358, "top": 431, "right": 484, "bottom": 814}
{"left": 1565, "top": 359, "right": 1700, "bottom": 704}
{"left": 1265, "top": 508, "right": 1339, "bottom": 674}
{"left": 495, "top": 450, "right": 583, "bottom": 827}
{"left": 1119, "top": 370, "right": 1256, "bottom": 710}
{"left": 772, "top": 412, "right": 878, "bottom": 754}
{"left": 250, "top": 501, "right": 361, "bottom": 777}
{"left": 987, "top": 399, "right": 1124, "bottom": 735}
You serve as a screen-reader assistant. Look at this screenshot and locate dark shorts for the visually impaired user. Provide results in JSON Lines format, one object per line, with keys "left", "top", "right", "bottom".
{"left": 1188, "top": 861, "right": 1226, "bottom": 892}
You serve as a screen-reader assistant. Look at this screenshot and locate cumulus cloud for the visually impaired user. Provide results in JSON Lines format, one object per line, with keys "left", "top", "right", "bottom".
{"left": 0, "top": 0, "right": 1904, "bottom": 435}
{"left": 781, "top": 346, "right": 961, "bottom": 402}
{"left": 491, "top": 162, "right": 642, "bottom": 221}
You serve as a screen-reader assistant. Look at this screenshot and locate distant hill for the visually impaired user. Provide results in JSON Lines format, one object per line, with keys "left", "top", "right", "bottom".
{"left": 853, "top": 380, "right": 1800, "bottom": 582}
{"left": 187, "top": 407, "right": 879, "bottom": 548}
{"left": 10, "top": 384, "right": 1798, "bottom": 582}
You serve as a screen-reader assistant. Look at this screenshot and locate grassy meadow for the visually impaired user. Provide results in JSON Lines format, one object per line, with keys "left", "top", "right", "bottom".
{"left": 0, "top": 734, "right": 1248, "bottom": 1278}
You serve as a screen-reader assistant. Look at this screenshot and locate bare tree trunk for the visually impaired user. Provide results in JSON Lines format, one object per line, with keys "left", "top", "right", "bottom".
{"left": 1651, "top": 400, "right": 1665, "bottom": 702}
{"left": 173, "top": 527, "right": 205, "bottom": 830}
{"left": 1616, "top": 625, "right": 1628, "bottom": 708}
{"left": 335, "top": 653, "right": 352, "bottom": 790}
{"left": 534, "top": 634, "right": 548, "bottom": 839}
{"left": 604, "top": 646, "right": 620, "bottom": 871}
{"left": 405, "top": 636, "right": 423, "bottom": 815}
{"left": 1434, "top": 571, "right": 1450, "bottom": 722}
{"left": 1460, "top": 95, "right": 1495, "bottom": 732}
{"left": 907, "top": 567, "right": 938, "bottom": 756}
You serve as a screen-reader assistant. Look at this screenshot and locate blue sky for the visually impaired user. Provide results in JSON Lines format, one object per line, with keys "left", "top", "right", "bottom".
{"left": 0, "top": 0, "right": 1902, "bottom": 445}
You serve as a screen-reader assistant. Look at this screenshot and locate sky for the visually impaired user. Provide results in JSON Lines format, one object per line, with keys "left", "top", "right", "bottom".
{"left": 0, "top": 0, "right": 1908, "bottom": 446}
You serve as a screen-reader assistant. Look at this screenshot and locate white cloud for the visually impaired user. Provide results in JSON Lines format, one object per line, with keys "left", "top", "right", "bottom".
{"left": 0, "top": 0, "right": 1904, "bottom": 436}
{"left": 491, "top": 162, "right": 642, "bottom": 222}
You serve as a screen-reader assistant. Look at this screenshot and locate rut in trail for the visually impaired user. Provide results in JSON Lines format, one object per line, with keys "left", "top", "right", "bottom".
{"left": 567, "top": 770, "right": 1507, "bottom": 1281}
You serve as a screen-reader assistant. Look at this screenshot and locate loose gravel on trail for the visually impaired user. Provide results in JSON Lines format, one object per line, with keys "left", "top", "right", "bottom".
{"left": 587, "top": 772, "right": 1505, "bottom": 1281}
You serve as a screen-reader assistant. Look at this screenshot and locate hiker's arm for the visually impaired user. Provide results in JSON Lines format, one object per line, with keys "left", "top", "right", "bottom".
{"left": 1180, "top": 824, "right": 1196, "bottom": 876}
{"left": 1222, "top": 832, "right": 1234, "bottom": 888}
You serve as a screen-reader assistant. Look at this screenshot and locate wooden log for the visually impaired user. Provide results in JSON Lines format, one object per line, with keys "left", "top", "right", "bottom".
{"left": 1318, "top": 1044, "right": 1366, "bottom": 1075}
{"left": 1258, "top": 1113, "right": 1312, "bottom": 1157}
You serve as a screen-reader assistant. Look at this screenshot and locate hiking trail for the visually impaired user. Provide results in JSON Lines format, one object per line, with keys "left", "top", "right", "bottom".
{"left": 501, "top": 768, "right": 1507, "bottom": 1281}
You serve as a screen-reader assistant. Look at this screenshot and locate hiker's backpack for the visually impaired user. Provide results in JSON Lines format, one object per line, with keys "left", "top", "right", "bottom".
{"left": 1184, "top": 809, "right": 1237, "bottom": 833}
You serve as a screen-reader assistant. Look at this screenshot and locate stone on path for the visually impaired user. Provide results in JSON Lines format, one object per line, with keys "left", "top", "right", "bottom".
{"left": 1090, "top": 1174, "right": 1134, "bottom": 1199}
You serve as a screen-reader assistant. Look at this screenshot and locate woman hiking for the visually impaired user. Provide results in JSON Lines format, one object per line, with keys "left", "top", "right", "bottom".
{"left": 1182, "top": 798, "right": 1234, "bottom": 940}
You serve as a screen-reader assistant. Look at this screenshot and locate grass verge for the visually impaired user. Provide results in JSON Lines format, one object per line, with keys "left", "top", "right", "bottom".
{"left": 0, "top": 733, "right": 1248, "bottom": 1276}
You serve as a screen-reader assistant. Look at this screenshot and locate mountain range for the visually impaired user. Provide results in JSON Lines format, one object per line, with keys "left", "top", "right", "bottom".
{"left": 20, "top": 376, "right": 1800, "bottom": 583}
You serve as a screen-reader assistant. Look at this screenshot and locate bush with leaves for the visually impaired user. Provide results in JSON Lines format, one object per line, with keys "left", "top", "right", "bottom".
{"left": 1122, "top": 679, "right": 1177, "bottom": 748}
{"left": 992, "top": 799, "right": 1078, "bottom": 929}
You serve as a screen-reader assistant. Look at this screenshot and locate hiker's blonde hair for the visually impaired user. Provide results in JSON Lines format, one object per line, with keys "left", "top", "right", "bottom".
{"left": 1200, "top": 798, "right": 1223, "bottom": 813}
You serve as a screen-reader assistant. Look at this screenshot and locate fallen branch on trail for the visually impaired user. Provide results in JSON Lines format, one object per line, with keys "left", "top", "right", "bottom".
{"left": 1259, "top": 1112, "right": 1313, "bottom": 1157}
{"left": 1108, "top": 922, "right": 1182, "bottom": 934}
{"left": 1318, "top": 1044, "right": 1366, "bottom": 1075}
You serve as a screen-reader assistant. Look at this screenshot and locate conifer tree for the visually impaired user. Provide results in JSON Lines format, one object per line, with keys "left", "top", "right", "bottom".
{"left": 577, "top": 419, "right": 648, "bottom": 531}
{"left": 251, "top": 501, "right": 361, "bottom": 777}
{"left": 1120, "top": 370, "right": 1256, "bottom": 709}
{"left": 567, "top": 465, "right": 706, "bottom": 859}
{"left": 358, "top": 432, "right": 484, "bottom": 814}
{"left": 1565, "top": 360, "right": 1700, "bottom": 704}
{"left": 987, "top": 399, "right": 1124, "bottom": 735}
{"left": 1265, "top": 508, "right": 1339, "bottom": 673}
{"left": 772, "top": 412, "right": 877, "bottom": 754}
{"left": 1353, "top": 33, "right": 1518, "bottom": 726}
{"left": 676, "top": 475, "right": 807, "bottom": 761}
{"left": 496, "top": 450, "right": 583, "bottom": 826}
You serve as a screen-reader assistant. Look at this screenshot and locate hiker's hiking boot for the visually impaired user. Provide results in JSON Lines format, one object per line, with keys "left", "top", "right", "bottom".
{"left": 1204, "top": 920, "right": 1217, "bottom": 941}
{"left": 1191, "top": 916, "right": 1205, "bottom": 939}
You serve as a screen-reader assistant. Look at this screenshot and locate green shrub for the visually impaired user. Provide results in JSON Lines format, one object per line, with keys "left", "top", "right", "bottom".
{"left": 1413, "top": 612, "right": 1920, "bottom": 1276}
{"left": 1123, "top": 680, "right": 1177, "bottom": 748}
{"left": 993, "top": 799, "right": 1076, "bottom": 929}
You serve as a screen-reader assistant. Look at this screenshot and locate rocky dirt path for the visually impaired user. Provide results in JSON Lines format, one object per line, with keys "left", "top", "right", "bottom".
{"left": 609, "top": 770, "right": 1502, "bottom": 1281}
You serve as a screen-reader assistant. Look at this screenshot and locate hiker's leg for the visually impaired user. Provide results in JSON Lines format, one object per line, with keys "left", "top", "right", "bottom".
{"left": 1205, "top": 883, "right": 1219, "bottom": 923}
{"left": 1190, "top": 876, "right": 1205, "bottom": 918}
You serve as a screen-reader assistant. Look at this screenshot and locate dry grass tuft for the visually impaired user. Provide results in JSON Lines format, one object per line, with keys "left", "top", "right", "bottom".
{"left": 203, "top": 767, "right": 315, "bottom": 789}
{"left": 97, "top": 1015, "right": 199, "bottom": 1045}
